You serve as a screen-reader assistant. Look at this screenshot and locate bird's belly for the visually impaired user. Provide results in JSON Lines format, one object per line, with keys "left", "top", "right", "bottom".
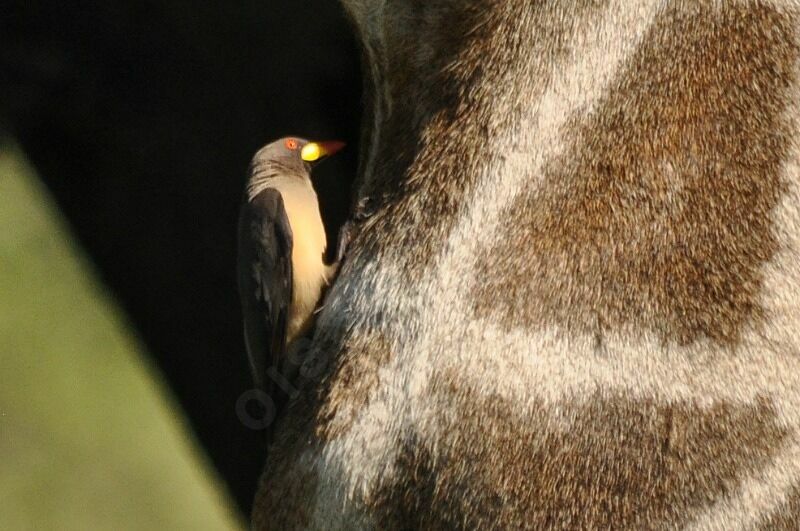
{"left": 287, "top": 240, "right": 328, "bottom": 344}
{"left": 280, "top": 186, "right": 328, "bottom": 345}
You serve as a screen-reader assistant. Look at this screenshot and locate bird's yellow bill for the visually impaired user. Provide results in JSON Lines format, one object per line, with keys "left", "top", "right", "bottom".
{"left": 301, "top": 140, "right": 345, "bottom": 162}
{"left": 301, "top": 143, "right": 323, "bottom": 162}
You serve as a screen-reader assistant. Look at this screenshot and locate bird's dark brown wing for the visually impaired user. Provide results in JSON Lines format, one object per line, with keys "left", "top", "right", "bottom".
{"left": 237, "top": 188, "right": 293, "bottom": 428}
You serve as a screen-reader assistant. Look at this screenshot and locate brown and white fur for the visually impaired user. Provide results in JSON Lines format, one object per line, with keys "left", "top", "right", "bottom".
{"left": 252, "top": 1, "right": 800, "bottom": 529}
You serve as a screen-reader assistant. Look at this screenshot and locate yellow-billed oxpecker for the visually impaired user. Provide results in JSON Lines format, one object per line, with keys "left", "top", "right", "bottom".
{"left": 237, "top": 137, "right": 345, "bottom": 420}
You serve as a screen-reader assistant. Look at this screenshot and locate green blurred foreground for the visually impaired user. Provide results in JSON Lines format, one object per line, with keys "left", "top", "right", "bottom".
{"left": 0, "top": 144, "right": 242, "bottom": 530}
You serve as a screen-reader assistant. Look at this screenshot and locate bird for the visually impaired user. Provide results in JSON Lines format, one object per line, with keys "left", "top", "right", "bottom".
{"left": 237, "top": 136, "right": 347, "bottom": 426}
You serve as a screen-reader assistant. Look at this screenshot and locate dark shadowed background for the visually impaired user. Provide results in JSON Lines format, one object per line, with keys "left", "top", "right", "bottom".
{"left": 0, "top": 0, "right": 361, "bottom": 522}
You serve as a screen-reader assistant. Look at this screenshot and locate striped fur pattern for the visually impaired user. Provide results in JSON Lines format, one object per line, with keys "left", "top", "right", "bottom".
{"left": 251, "top": 1, "right": 800, "bottom": 528}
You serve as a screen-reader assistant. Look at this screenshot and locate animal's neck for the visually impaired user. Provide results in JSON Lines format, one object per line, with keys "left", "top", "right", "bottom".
{"left": 346, "top": 0, "right": 800, "bottom": 341}
{"left": 354, "top": 1, "right": 536, "bottom": 202}
{"left": 346, "top": 1, "right": 602, "bottom": 271}
{"left": 247, "top": 168, "right": 308, "bottom": 202}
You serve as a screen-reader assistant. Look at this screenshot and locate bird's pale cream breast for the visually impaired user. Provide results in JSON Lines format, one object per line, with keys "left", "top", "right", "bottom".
{"left": 272, "top": 177, "right": 329, "bottom": 343}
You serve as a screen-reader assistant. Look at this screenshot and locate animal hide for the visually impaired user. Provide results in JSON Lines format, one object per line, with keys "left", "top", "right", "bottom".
{"left": 253, "top": 1, "right": 800, "bottom": 529}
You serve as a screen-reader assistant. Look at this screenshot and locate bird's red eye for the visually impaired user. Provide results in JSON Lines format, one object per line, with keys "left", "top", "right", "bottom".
{"left": 285, "top": 139, "right": 298, "bottom": 150}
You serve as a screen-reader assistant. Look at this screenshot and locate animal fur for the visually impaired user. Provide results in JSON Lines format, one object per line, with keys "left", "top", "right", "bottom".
{"left": 251, "top": 0, "right": 800, "bottom": 529}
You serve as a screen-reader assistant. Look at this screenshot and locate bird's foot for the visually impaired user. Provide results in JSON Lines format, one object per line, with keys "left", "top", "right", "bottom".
{"left": 335, "top": 220, "right": 355, "bottom": 264}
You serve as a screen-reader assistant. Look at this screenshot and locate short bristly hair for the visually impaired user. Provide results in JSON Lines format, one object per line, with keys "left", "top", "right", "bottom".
{"left": 252, "top": 1, "right": 800, "bottom": 529}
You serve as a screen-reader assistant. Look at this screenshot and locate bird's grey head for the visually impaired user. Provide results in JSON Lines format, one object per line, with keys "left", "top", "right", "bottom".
{"left": 247, "top": 136, "right": 345, "bottom": 199}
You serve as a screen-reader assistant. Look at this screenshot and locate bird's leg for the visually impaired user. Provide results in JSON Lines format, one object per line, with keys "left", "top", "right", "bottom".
{"left": 334, "top": 219, "right": 355, "bottom": 265}
{"left": 324, "top": 220, "right": 355, "bottom": 283}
